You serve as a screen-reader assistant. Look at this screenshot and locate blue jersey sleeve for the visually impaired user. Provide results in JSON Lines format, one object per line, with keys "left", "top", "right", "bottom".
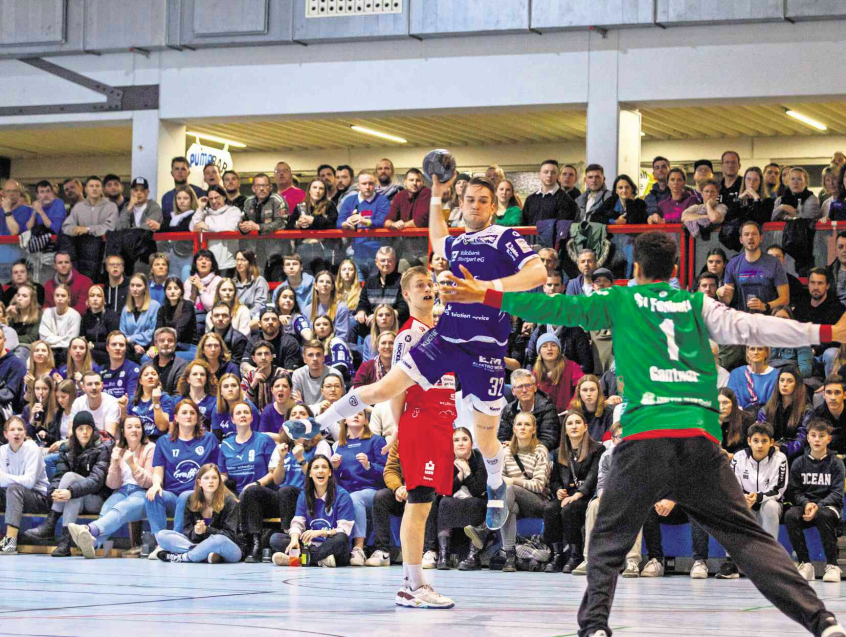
{"left": 498, "top": 228, "right": 538, "bottom": 272}
{"left": 293, "top": 314, "right": 310, "bottom": 337}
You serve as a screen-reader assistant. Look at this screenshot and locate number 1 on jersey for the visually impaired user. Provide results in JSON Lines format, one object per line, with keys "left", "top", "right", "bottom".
{"left": 659, "top": 318, "right": 680, "bottom": 361}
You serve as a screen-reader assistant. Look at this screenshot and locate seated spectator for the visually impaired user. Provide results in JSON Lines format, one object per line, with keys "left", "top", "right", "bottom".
{"left": 718, "top": 221, "right": 789, "bottom": 313}
{"left": 53, "top": 336, "right": 99, "bottom": 389}
{"left": 7, "top": 283, "right": 43, "bottom": 359}
{"left": 292, "top": 339, "right": 345, "bottom": 405}
{"left": 23, "top": 340, "right": 55, "bottom": 403}
{"left": 758, "top": 365, "right": 810, "bottom": 463}
{"left": 23, "top": 411, "right": 109, "bottom": 557}
{"left": 145, "top": 399, "right": 220, "bottom": 559}
{"left": 240, "top": 340, "right": 288, "bottom": 412}
{"left": 641, "top": 497, "right": 707, "bottom": 578}
{"left": 22, "top": 375, "right": 60, "bottom": 445}
{"left": 218, "top": 401, "right": 276, "bottom": 563}
{"left": 497, "top": 368, "right": 559, "bottom": 451}
{"left": 596, "top": 174, "right": 648, "bottom": 225}
{"left": 233, "top": 250, "right": 268, "bottom": 331}
{"left": 820, "top": 166, "right": 839, "bottom": 206}
{"left": 766, "top": 245, "right": 806, "bottom": 306}
{"left": 520, "top": 160, "right": 578, "bottom": 226}
{"left": 121, "top": 273, "right": 161, "bottom": 362}
{"left": 82, "top": 285, "right": 120, "bottom": 366}
{"left": 204, "top": 278, "right": 250, "bottom": 337}
{"left": 821, "top": 165, "right": 846, "bottom": 221}
{"left": 184, "top": 249, "right": 223, "bottom": 336}
{"left": 681, "top": 179, "right": 727, "bottom": 238}
{"left": 190, "top": 185, "right": 241, "bottom": 276}
{"left": 572, "top": 419, "right": 643, "bottom": 577}
{"left": 166, "top": 185, "right": 200, "bottom": 232}
{"left": 703, "top": 248, "right": 728, "bottom": 286}
{"left": 311, "top": 316, "right": 354, "bottom": 386}
{"left": 269, "top": 454, "right": 355, "bottom": 568}
{"left": 718, "top": 387, "right": 757, "bottom": 458}
{"left": 497, "top": 412, "right": 550, "bottom": 573}
{"left": 330, "top": 412, "right": 386, "bottom": 566}
{"left": 0, "top": 416, "right": 50, "bottom": 555}
{"left": 156, "top": 277, "right": 198, "bottom": 358}
{"left": 208, "top": 302, "right": 247, "bottom": 363}
{"left": 652, "top": 168, "right": 698, "bottom": 224}
{"left": 337, "top": 170, "right": 391, "bottom": 280}
{"left": 238, "top": 173, "right": 289, "bottom": 235}
{"left": 569, "top": 374, "right": 616, "bottom": 441}
{"left": 543, "top": 409, "right": 604, "bottom": 574}
{"left": 727, "top": 167, "right": 774, "bottom": 227}
{"left": 762, "top": 162, "right": 781, "bottom": 199}
{"left": 43, "top": 380, "right": 76, "bottom": 457}
{"left": 728, "top": 346, "right": 778, "bottom": 410}
{"left": 275, "top": 287, "right": 313, "bottom": 345}
{"left": 155, "top": 463, "right": 244, "bottom": 564}
{"left": 271, "top": 254, "right": 314, "bottom": 317}
{"left": 175, "top": 360, "right": 218, "bottom": 428}
{"left": 196, "top": 332, "right": 239, "bottom": 383}
{"left": 124, "top": 363, "right": 175, "bottom": 442}
{"left": 66, "top": 415, "right": 156, "bottom": 559}
{"left": 536, "top": 248, "right": 560, "bottom": 277}
{"left": 39, "top": 284, "right": 81, "bottom": 367}
{"left": 309, "top": 373, "right": 345, "bottom": 422}
{"left": 769, "top": 305, "right": 814, "bottom": 378}
{"left": 148, "top": 254, "right": 169, "bottom": 309}
{"left": 44, "top": 251, "right": 93, "bottom": 315}
{"left": 644, "top": 156, "right": 671, "bottom": 215}
{"left": 352, "top": 331, "right": 395, "bottom": 388}
{"left": 801, "top": 375, "right": 846, "bottom": 456}
{"left": 335, "top": 259, "right": 361, "bottom": 316}
{"left": 793, "top": 268, "right": 845, "bottom": 377}
{"left": 100, "top": 331, "right": 140, "bottom": 401}
{"left": 148, "top": 327, "right": 188, "bottom": 396}
{"left": 494, "top": 179, "right": 522, "bottom": 226}
{"left": 566, "top": 248, "right": 598, "bottom": 296}
{"left": 309, "top": 270, "right": 352, "bottom": 344}
{"left": 354, "top": 247, "right": 409, "bottom": 335}
{"left": 1, "top": 259, "right": 45, "bottom": 307}
{"left": 242, "top": 308, "right": 302, "bottom": 374}
{"left": 362, "top": 303, "right": 399, "bottom": 363}
{"left": 61, "top": 176, "right": 118, "bottom": 280}
{"left": 576, "top": 164, "right": 613, "bottom": 221}
{"left": 559, "top": 164, "right": 581, "bottom": 200}
{"left": 70, "top": 371, "right": 121, "bottom": 438}
{"left": 772, "top": 167, "right": 821, "bottom": 221}
{"left": 532, "top": 333, "right": 584, "bottom": 414}
{"left": 27, "top": 179, "right": 66, "bottom": 237}
{"left": 211, "top": 373, "right": 260, "bottom": 441}
{"left": 525, "top": 294, "right": 593, "bottom": 372}
{"left": 786, "top": 419, "right": 845, "bottom": 583}
{"left": 102, "top": 255, "right": 129, "bottom": 314}
{"left": 259, "top": 374, "right": 298, "bottom": 441}
{"left": 696, "top": 273, "right": 717, "bottom": 297}
{"left": 0, "top": 178, "right": 32, "bottom": 236}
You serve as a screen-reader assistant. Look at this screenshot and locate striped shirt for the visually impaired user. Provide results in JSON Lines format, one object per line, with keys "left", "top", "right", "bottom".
{"left": 504, "top": 443, "right": 550, "bottom": 495}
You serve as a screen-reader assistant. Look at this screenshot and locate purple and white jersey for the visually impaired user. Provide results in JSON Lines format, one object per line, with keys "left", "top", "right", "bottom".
{"left": 438, "top": 225, "right": 537, "bottom": 346}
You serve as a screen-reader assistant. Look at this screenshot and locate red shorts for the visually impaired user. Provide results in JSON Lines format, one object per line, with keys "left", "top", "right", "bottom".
{"left": 398, "top": 414, "right": 454, "bottom": 496}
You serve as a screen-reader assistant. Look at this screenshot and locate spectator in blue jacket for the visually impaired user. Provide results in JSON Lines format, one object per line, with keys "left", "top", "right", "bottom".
{"left": 337, "top": 170, "right": 391, "bottom": 280}
{"left": 728, "top": 346, "right": 778, "bottom": 410}
{"left": 120, "top": 273, "right": 161, "bottom": 362}
{"left": 0, "top": 179, "right": 33, "bottom": 236}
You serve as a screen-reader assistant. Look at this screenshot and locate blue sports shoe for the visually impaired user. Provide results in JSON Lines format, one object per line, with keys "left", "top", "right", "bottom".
{"left": 283, "top": 417, "right": 321, "bottom": 441}
{"left": 485, "top": 482, "right": 509, "bottom": 531}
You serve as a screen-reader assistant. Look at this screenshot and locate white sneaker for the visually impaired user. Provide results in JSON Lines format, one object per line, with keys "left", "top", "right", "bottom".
{"left": 365, "top": 550, "right": 390, "bottom": 567}
{"left": 395, "top": 584, "right": 455, "bottom": 609}
{"left": 349, "top": 546, "right": 366, "bottom": 566}
{"left": 690, "top": 560, "right": 708, "bottom": 579}
{"left": 640, "top": 558, "right": 664, "bottom": 577}
{"left": 824, "top": 564, "right": 842, "bottom": 582}
{"left": 798, "top": 562, "right": 816, "bottom": 581}
{"left": 0, "top": 536, "right": 17, "bottom": 556}
{"left": 422, "top": 550, "right": 438, "bottom": 569}
{"left": 571, "top": 560, "right": 588, "bottom": 576}
{"left": 68, "top": 524, "right": 96, "bottom": 559}
{"left": 272, "top": 552, "right": 290, "bottom": 566}
{"left": 821, "top": 622, "right": 846, "bottom": 637}
{"left": 622, "top": 559, "right": 640, "bottom": 578}
{"left": 591, "top": 632, "right": 609, "bottom": 637}
{"left": 318, "top": 555, "right": 336, "bottom": 568}
{"left": 148, "top": 546, "right": 163, "bottom": 561}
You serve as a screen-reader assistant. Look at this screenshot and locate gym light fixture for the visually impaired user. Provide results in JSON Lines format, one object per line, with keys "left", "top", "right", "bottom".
{"left": 186, "top": 131, "right": 247, "bottom": 148}
{"left": 785, "top": 110, "right": 827, "bottom": 132}
{"left": 350, "top": 125, "right": 408, "bottom": 144}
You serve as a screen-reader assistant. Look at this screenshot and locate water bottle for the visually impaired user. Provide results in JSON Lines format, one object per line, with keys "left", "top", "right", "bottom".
{"left": 289, "top": 545, "right": 301, "bottom": 567}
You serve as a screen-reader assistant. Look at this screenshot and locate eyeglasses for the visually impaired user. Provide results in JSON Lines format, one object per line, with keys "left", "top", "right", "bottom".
{"left": 512, "top": 383, "right": 535, "bottom": 392}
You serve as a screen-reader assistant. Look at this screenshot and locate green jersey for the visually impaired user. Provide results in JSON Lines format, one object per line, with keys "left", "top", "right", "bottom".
{"left": 498, "top": 283, "right": 720, "bottom": 442}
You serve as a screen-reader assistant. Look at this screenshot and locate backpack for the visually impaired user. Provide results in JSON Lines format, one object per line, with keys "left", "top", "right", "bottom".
{"left": 782, "top": 218, "right": 816, "bottom": 277}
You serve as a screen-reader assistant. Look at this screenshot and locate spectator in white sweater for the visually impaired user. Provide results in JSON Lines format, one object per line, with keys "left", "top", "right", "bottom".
{"left": 190, "top": 185, "right": 241, "bottom": 275}
{"left": 38, "top": 283, "right": 81, "bottom": 368}
{"left": 0, "top": 416, "right": 50, "bottom": 555}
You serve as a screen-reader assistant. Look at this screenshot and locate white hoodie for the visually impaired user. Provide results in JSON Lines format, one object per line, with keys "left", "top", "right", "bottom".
{"left": 0, "top": 439, "right": 49, "bottom": 494}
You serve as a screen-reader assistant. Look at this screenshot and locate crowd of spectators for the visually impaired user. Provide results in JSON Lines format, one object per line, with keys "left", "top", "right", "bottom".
{"left": 1, "top": 149, "right": 846, "bottom": 580}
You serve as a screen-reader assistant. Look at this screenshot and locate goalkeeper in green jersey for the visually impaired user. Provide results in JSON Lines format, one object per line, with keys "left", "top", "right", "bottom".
{"left": 442, "top": 231, "right": 846, "bottom": 637}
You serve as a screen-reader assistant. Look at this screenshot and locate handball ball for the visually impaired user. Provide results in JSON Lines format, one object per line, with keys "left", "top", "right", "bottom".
{"left": 423, "top": 149, "right": 456, "bottom": 183}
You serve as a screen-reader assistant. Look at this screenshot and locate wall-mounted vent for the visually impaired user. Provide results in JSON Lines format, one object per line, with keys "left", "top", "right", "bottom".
{"left": 306, "top": 0, "right": 402, "bottom": 18}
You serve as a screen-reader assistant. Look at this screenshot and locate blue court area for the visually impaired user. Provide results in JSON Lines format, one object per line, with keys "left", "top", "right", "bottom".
{"left": 1, "top": 557, "right": 845, "bottom": 637}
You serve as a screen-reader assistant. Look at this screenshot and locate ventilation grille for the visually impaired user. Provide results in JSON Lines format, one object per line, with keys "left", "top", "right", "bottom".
{"left": 306, "top": 0, "right": 402, "bottom": 18}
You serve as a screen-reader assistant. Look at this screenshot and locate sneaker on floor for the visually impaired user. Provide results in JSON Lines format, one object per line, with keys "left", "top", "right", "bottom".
{"left": 824, "top": 564, "right": 843, "bottom": 582}
{"left": 690, "top": 560, "right": 709, "bottom": 579}
{"left": 318, "top": 555, "right": 336, "bottom": 568}
{"left": 422, "top": 550, "right": 438, "bottom": 569}
{"left": 485, "top": 482, "right": 508, "bottom": 531}
{"left": 571, "top": 560, "right": 588, "bottom": 576}
{"left": 349, "top": 546, "right": 366, "bottom": 566}
{"left": 148, "top": 546, "right": 163, "bottom": 561}
{"left": 272, "top": 552, "right": 290, "bottom": 567}
{"left": 640, "top": 558, "right": 664, "bottom": 577}
{"left": 821, "top": 620, "right": 846, "bottom": 637}
{"left": 122, "top": 546, "right": 142, "bottom": 558}
{"left": 716, "top": 560, "right": 739, "bottom": 579}
{"left": 798, "top": 562, "right": 816, "bottom": 581}
{"left": 282, "top": 417, "right": 321, "bottom": 441}
{"left": 207, "top": 552, "right": 222, "bottom": 564}
{"left": 395, "top": 584, "right": 455, "bottom": 609}
{"left": 463, "top": 524, "right": 486, "bottom": 550}
{"left": 622, "top": 559, "right": 640, "bottom": 578}
{"left": 68, "top": 524, "right": 96, "bottom": 560}
{"left": 365, "top": 550, "right": 390, "bottom": 567}
{"left": 590, "top": 632, "right": 609, "bottom": 637}
{"left": 157, "top": 550, "right": 187, "bottom": 563}
{"left": 0, "top": 536, "right": 17, "bottom": 556}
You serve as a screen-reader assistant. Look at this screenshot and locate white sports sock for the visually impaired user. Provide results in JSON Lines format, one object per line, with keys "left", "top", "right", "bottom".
{"left": 407, "top": 563, "right": 426, "bottom": 591}
{"left": 315, "top": 386, "right": 369, "bottom": 428}
{"left": 402, "top": 562, "right": 409, "bottom": 584}
{"left": 483, "top": 446, "right": 505, "bottom": 490}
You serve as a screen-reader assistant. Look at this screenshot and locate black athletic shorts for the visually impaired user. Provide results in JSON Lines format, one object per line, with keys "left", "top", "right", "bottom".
{"left": 407, "top": 486, "right": 436, "bottom": 504}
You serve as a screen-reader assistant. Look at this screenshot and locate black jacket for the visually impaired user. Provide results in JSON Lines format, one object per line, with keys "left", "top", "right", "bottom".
{"left": 788, "top": 449, "right": 845, "bottom": 511}
{"left": 793, "top": 293, "right": 845, "bottom": 355}
{"left": 290, "top": 202, "right": 339, "bottom": 230}
{"left": 549, "top": 437, "right": 605, "bottom": 499}
{"left": 50, "top": 434, "right": 111, "bottom": 499}
{"left": 25, "top": 406, "right": 64, "bottom": 448}
{"left": 2, "top": 282, "right": 45, "bottom": 308}
{"left": 156, "top": 301, "right": 197, "bottom": 346}
{"left": 497, "top": 393, "right": 560, "bottom": 452}
{"left": 104, "top": 280, "right": 129, "bottom": 314}
{"left": 153, "top": 355, "right": 188, "bottom": 396}
{"left": 453, "top": 449, "right": 488, "bottom": 498}
{"left": 520, "top": 189, "right": 578, "bottom": 226}
{"left": 218, "top": 325, "right": 247, "bottom": 363}
{"left": 357, "top": 270, "right": 410, "bottom": 325}
{"left": 243, "top": 329, "right": 301, "bottom": 371}
{"left": 525, "top": 324, "right": 593, "bottom": 373}
{"left": 182, "top": 493, "right": 246, "bottom": 554}
{"left": 594, "top": 195, "right": 648, "bottom": 225}
{"left": 801, "top": 403, "right": 846, "bottom": 456}
{"left": 585, "top": 408, "right": 615, "bottom": 443}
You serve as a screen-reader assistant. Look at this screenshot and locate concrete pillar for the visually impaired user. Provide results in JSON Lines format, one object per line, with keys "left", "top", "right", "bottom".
{"left": 618, "top": 109, "right": 642, "bottom": 181}
{"left": 585, "top": 31, "right": 620, "bottom": 181}
{"left": 131, "top": 111, "right": 185, "bottom": 201}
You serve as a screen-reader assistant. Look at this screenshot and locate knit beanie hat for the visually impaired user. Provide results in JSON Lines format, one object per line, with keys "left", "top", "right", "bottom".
{"left": 536, "top": 332, "right": 562, "bottom": 354}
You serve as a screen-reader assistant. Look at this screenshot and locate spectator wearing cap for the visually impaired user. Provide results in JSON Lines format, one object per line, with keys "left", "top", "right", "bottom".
{"left": 644, "top": 156, "right": 672, "bottom": 216}
{"left": 497, "top": 368, "right": 560, "bottom": 451}
{"left": 559, "top": 164, "right": 581, "bottom": 200}
{"left": 103, "top": 174, "right": 125, "bottom": 209}
{"left": 116, "top": 177, "right": 163, "bottom": 232}
{"left": 520, "top": 159, "right": 578, "bottom": 226}
{"left": 533, "top": 331, "right": 585, "bottom": 415}
{"left": 692, "top": 160, "right": 715, "bottom": 194}
{"left": 0, "top": 179, "right": 33, "bottom": 237}
{"left": 575, "top": 164, "right": 613, "bottom": 222}
{"left": 27, "top": 180, "right": 67, "bottom": 236}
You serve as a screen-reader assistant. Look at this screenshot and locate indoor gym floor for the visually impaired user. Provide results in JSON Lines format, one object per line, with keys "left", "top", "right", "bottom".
{"left": 1, "top": 557, "right": 845, "bottom": 636}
